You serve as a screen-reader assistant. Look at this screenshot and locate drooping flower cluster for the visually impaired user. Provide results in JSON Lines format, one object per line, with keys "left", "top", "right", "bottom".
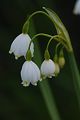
{"left": 9, "top": 7, "right": 67, "bottom": 87}
{"left": 9, "top": 32, "right": 65, "bottom": 87}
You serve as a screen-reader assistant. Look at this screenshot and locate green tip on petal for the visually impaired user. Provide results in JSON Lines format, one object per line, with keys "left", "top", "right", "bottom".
{"left": 33, "top": 83, "right": 37, "bottom": 86}
{"left": 41, "top": 74, "right": 46, "bottom": 80}
{"left": 21, "top": 81, "right": 30, "bottom": 87}
{"left": 9, "top": 50, "right": 12, "bottom": 54}
{"left": 39, "top": 78, "right": 42, "bottom": 81}
{"left": 42, "top": 7, "right": 46, "bottom": 9}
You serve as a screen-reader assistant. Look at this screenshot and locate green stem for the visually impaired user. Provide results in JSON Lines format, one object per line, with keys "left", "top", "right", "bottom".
{"left": 68, "top": 52, "right": 80, "bottom": 109}
{"left": 39, "top": 80, "right": 61, "bottom": 120}
{"left": 22, "top": 7, "right": 69, "bottom": 50}
{"left": 32, "top": 33, "right": 52, "bottom": 40}
{"left": 27, "top": 11, "right": 50, "bottom": 21}
{"left": 30, "top": 21, "right": 61, "bottom": 120}
{"left": 29, "top": 33, "right": 68, "bottom": 52}
{"left": 55, "top": 43, "right": 61, "bottom": 53}
{"left": 22, "top": 9, "right": 72, "bottom": 52}
{"left": 22, "top": 11, "right": 51, "bottom": 33}
{"left": 46, "top": 35, "right": 68, "bottom": 51}
{"left": 53, "top": 43, "right": 61, "bottom": 62}
{"left": 28, "top": 33, "right": 52, "bottom": 49}
{"left": 46, "top": 35, "right": 58, "bottom": 49}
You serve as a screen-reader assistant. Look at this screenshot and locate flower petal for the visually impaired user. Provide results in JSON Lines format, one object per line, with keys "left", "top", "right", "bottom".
{"left": 41, "top": 59, "right": 55, "bottom": 78}
{"left": 9, "top": 33, "right": 34, "bottom": 59}
{"left": 21, "top": 61, "right": 40, "bottom": 86}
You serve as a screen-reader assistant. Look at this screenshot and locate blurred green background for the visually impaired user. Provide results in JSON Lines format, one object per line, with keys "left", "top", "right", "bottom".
{"left": 0, "top": 0, "right": 80, "bottom": 120}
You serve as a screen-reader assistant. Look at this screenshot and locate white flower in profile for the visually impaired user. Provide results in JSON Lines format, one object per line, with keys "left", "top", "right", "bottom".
{"left": 9, "top": 33, "right": 34, "bottom": 59}
{"left": 41, "top": 59, "right": 55, "bottom": 79}
{"left": 73, "top": 0, "right": 80, "bottom": 15}
{"left": 21, "top": 61, "right": 41, "bottom": 86}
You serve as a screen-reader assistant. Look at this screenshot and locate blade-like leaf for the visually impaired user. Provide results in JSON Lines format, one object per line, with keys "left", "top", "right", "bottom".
{"left": 43, "top": 7, "right": 72, "bottom": 51}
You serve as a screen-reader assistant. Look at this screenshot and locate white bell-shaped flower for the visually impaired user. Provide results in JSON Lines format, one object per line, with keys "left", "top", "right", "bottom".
{"left": 9, "top": 33, "right": 34, "bottom": 59}
{"left": 41, "top": 59, "right": 55, "bottom": 79}
{"left": 21, "top": 61, "right": 41, "bottom": 86}
{"left": 73, "top": 0, "right": 80, "bottom": 15}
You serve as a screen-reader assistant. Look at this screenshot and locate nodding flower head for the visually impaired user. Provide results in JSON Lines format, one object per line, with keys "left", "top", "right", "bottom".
{"left": 21, "top": 61, "right": 41, "bottom": 86}
{"left": 9, "top": 33, "right": 34, "bottom": 59}
{"left": 40, "top": 59, "right": 55, "bottom": 79}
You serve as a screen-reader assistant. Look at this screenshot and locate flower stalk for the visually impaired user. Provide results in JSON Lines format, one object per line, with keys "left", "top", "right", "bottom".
{"left": 9, "top": 6, "right": 80, "bottom": 120}
{"left": 68, "top": 52, "right": 80, "bottom": 108}
{"left": 39, "top": 80, "right": 61, "bottom": 120}
{"left": 30, "top": 21, "right": 61, "bottom": 120}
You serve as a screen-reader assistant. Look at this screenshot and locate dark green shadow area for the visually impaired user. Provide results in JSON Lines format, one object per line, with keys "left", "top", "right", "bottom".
{"left": 0, "top": 0, "right": 80, "bottom": 120}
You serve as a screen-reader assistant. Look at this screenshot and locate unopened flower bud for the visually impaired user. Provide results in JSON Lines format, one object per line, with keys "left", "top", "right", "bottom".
{"left": 54, "top": 63, "right": 60, "bottom": 76}
{"left": 58, "top": 57, "right": 65, "bottom": 68}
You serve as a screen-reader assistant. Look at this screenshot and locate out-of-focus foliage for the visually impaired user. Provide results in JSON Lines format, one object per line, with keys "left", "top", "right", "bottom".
{"left": 0, "top": 0, "right": 80, "bottom": 120}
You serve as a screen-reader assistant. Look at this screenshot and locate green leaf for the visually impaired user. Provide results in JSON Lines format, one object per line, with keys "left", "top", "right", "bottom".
{"left": 43, "top": 7, "right": 72, "bottom": 52}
